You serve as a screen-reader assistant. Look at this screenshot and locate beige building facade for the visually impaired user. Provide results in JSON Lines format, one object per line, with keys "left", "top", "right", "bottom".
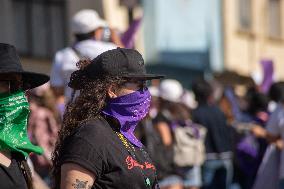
{"left": 223, "top": 0, "right": 284, "bottom": 81}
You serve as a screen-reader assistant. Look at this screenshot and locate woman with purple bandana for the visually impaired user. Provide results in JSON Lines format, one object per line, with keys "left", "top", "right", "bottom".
{"left": 52, "top": 48, "right": 164, "bottom": 189}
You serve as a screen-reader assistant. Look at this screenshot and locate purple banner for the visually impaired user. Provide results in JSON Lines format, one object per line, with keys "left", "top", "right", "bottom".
{"left": 121, "top": 17, "right": 142, "bottom": 48}
{"left": 260, "top": 59, "right": 274, "bottom": 93}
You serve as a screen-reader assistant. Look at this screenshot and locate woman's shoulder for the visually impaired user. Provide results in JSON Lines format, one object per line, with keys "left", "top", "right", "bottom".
{"left": 70, "top": 116, "right": 113, "bottom": 142}
{"left": 61, "top": 117, "right": 113, "bottom": 156}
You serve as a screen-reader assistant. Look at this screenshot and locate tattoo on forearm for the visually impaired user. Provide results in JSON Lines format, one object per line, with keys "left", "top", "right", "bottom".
{"left": 72, "top": 179, "right": 92, "bottom": 189}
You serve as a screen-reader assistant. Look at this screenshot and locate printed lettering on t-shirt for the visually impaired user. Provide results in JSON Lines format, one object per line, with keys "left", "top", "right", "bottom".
{"left": 125, "top": 156, "right": 156, "bottom": 171}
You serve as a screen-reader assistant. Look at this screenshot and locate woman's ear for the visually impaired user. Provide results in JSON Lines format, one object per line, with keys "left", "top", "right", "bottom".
{"left": 107, "top": 85, "right": 118, "bottom": 98}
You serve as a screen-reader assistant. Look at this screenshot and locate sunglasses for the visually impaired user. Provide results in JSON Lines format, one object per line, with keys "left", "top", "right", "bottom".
{"left": 120, "top": 79, "right": 149, "bottom": 90}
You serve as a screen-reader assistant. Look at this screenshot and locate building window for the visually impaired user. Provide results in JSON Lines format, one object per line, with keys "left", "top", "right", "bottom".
{"left": 268, "top": 0, "right": 282, "bottom": 38}
{"left": 12, "top": 0, "right": 67, "bottom": 58}
{"left": 238, "top": 0, "right": 252, "bottom": 30}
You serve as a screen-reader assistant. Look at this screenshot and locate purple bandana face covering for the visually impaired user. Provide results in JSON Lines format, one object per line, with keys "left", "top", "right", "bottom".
{"left": 102, "top": 88, "right": 151, "bottom": 147}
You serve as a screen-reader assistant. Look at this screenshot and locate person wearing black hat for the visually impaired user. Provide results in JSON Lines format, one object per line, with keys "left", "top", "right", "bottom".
{"left": 52, "top": 48, "right": 163, "bottom": 189}
{"left": 0, "top": 43, "right": 49, "bottom": 189}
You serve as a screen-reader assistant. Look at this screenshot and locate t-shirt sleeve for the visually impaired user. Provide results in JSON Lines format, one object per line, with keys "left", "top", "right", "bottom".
{"left": 60, "top": 133, "right": 105, "bottom": 178}
{"left": 50, "top": 52, "right": 64, "bottom": 87}
{"left": 153, "top": 113, "right": 168, "bottom": 125}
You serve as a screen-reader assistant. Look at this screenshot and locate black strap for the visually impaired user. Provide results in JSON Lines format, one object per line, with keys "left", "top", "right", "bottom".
{"left": 71, "top": 46, "right": 85, "bottom": 60}
{"left": 18, "top": 160, "right": 33, "bottom": 189}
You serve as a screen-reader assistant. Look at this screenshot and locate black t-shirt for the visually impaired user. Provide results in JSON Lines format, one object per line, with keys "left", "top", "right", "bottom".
{"left": 59, "top": 116, "right": 158, "bottom": 189}
{"left": 192, "top": 104, "right": 232, "bottom": 154}
{"left": 0, "top": 153, "right": 28, "bottom": 189}
{"left": 150, "top": 113, "right": 177, "bottom": 179}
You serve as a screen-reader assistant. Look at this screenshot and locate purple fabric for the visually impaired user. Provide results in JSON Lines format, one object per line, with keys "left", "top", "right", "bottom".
{"left": 121, "top": 17, "right": 142, "bottom": 48}
{"left": 237, "top": 134, "right": 259, "bottom": 158}
{"left": 260, "top": 59, "right": 274, "bottom": 93}
{"left": 237, "top": 134, "right": 259, "bottom": 175}
{"left": 102, "top": 89, "right": 151, "bottom": 147}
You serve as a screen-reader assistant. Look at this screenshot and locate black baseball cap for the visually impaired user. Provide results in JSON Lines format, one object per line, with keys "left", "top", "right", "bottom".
{"left": 68, "top": 48, "right": 164, "bottom": 89}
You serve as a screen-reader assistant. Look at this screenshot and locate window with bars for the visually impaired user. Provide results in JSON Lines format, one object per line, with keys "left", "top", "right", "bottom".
{"left": 268, "top": 0, "right": 282, "bottom": 38}
{"left": 238, "top": 0, "right": 252, "bottom": 31}
{"left": 12, "top": 0, "right": 67, "bottom": 58}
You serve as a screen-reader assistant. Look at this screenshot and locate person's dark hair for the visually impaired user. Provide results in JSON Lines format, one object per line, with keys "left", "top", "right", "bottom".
{"left": 51, "top": 59, "right": 125, "bottom": 188}
{"left": 268, "top": 81, "right": 284, "bottom": 103}
{"left": 192, "top": 78, "right": 213, "bottom": 104}
{"left": 245, "top": 87, "right": 269, "bottom": 115}
{"left": 74, "top": 30, "right": 96, "bottom": 42}
{"left": 159, "top": 99, "right": 190, "bottom": 121}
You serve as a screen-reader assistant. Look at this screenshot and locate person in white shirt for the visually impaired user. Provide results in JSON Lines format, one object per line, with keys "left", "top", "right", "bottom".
{"left": 50, "top": 9, "right": 123, "bottom": 104}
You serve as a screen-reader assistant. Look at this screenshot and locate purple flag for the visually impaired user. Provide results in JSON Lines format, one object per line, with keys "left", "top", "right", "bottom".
{"left": 121, "top": 17, "right": 142, "bottom": 48}
{"left": 260, "top": 59, "right": 274, "bottom": 93}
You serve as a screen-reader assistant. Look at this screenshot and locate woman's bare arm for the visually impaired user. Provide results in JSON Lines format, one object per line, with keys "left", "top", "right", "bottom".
{"left": 61, "top": 163, "right": 95, "bottom": 189}
{"left": 156, "top": 122, "right": 173, "bottom": 146}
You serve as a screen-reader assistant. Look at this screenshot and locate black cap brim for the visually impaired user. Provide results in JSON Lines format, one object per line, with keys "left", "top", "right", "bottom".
{"left": 68, "top": 71, "right": 164, "bottom": 90}
{"left": 22, "top": 72, "right": 50, "bottom": 90}
{"left": 121, "top": 74, "right": 165, "bottom": 80}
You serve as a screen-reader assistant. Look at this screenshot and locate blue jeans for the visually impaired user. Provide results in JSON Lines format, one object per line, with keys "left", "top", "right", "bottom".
{"left": 178, "top": 165, "right": 202, "bottom": 187}
{"left": 279, "top": 178, "right": 284, "bottom": 189}
{"left": 202, "top": 159, "right": 233, "bottom": 189}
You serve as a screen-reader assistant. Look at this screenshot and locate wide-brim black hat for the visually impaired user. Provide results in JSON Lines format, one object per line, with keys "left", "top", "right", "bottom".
{"left": 0, "top": 43, "right": 49, "bottom": 90}
{"left": 69, "top": 48, "right": 164, "bottom": 90}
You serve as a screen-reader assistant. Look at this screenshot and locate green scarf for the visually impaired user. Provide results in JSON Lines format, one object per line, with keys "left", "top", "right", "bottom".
{"left": 0, "top": 91, "right": 43, "bottom": 157}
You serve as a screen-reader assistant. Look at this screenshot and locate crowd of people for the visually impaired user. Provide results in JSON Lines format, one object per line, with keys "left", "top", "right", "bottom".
{"left": 136, "top": 78, "right": 284, "bottom": 189}
{"left": 1, "top": 8, "right": 284, "bottom": 189}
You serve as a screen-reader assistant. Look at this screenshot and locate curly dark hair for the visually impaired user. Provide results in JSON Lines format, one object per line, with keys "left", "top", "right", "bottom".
{"left": 51, "top": 59, "right": 125, "bottom": 188}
